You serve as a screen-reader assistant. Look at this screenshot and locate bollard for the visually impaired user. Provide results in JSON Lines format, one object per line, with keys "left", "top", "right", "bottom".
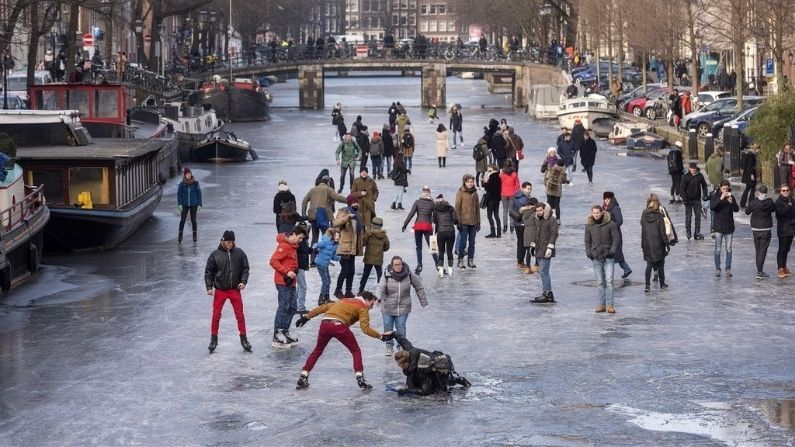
{"left": 688, "top": 128, "right": 698, "bottom": 160}
{"left": 704, "top": 133, "right": 714, "bottom": 160}
{"left": 727, "top": 125, "right": 741, "bottom": 177}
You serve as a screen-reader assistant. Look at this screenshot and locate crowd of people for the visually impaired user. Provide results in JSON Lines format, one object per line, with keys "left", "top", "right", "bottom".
{"left": 191, "top": 100, "right": 795, "bottom": 395}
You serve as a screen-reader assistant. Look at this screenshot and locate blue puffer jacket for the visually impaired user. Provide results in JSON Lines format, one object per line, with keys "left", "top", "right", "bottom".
{"left": 178, "top": 180, "right": 203, "bottom": 207}
{"left": 314, "top": 234, "right": 340, "bottom": 267}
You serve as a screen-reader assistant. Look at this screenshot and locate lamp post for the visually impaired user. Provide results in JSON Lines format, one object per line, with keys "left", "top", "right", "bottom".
{"left": 539, "top": 2, "right": 552, "bottom": 52}
{"left": 199, "top": 10, "right": 208, "bottom": 57}
{"left": 210, "top": 11, "right": 217, "bottom": 56}
{"left": 134, "top": 19, "right": 143, "bottom": 65}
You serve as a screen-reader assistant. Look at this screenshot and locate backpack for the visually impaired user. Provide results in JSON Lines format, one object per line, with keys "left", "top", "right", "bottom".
{"left": 417, "top": 350, "right": 452, "bottom": 375}
{"left": 667, "top": 150, "right": 680, "bottom": 174}
{"left": 472, "top": 142, "right": 487, "bottom": 161}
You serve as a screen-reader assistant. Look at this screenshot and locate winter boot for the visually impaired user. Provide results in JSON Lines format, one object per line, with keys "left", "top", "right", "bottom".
{"left": 192, "top": 231, "right": 197, "bottom": 243}
{"left": 272, "top": 331, "right": 289, "bottom": 348}
{"left": 391, "top": 202, "right": 397, "bottom": 210}
{"left": 415, "top": 264, "right": 423, "bottom": 275}
{"left": 437, "top": 266, "right": 444, "bottom": 277}
{"left": 240, "top": 335, "right": 252, "bottom": 352}
{"left": 485, "top": 228, "right": 496, "bottom": 238}
{"left": 458, "top": 258, "right": 466, "bottom": 270}
{"left": 356, "top": 373, "right": 372, "bottom": 390}
{"left": 446, "top": 266, "right": 454, "bottom": 277}
{"left": 208, "top": 335, "right": 218, "bottom": 353}
{"left": 281, "top": 329, "right": 298, "bottom": 346}
{"left": 296, "top": 373, "right": 310, "bottom": 389}
{"left": 398, "top": 203, "right": 405, "bottom": 210}
{"left": 178, "top": 231, "right": 183, "bottom": 244}
{"left": 467, "top": 259, "right": 477, "bottom": 269}
{"left": 333, "top": 289, "right": 343, "bottom": 299}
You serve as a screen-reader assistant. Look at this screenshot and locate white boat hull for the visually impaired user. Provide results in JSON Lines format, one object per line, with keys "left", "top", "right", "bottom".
{"left": 557, "top": 110, "right": 618, "bottom": 130}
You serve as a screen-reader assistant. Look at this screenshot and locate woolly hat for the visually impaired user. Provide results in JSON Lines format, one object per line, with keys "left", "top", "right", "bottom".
{"left": 183, "top": 167, "right": 192, "bottom": 175}
{"left": 371, "top": 217, "right": 383, "bottom": 229}
{"left": 689, "top": 161, "right": 698, "bottom": 169}
{"left": 221, "top": 230, "right": 235, "bottom": 241}
{"left": 603, "top": 191, "right": 615, "bottom": 200}
{"left": 360, "top": 166, "right": 368, "bottom": 173}
{"left": 346, "top": 194, "right": 359, "bottom": 207}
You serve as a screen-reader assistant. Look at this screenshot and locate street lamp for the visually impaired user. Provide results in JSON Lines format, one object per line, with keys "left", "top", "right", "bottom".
{"left": 210, "top": 11, "right": 217, "bottom": 56}
{"left": 199, "top": 10, "right": 208, "bottom": 56}
{"left": 134, "top": 19, "right": 143, "bottom": 65}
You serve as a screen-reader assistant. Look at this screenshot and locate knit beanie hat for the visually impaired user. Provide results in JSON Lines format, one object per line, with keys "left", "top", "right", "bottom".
{"left": 371, "top": 217, "right": 383, "bottom": 229}
{"left": 346, "top": 194, "right": 358, "bottom": 207}
{"left": 183, "top": 167, "right": 192, "bottom": 175}
{"left": 221, "top": 230, "right": 235, "bottom": 241}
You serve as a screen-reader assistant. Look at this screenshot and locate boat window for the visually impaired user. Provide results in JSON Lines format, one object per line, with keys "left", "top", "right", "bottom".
{"left": 183, "top": 122, "right": 189, "bottom": 132}
{"left": 195, "top": 120, "right": 200, "bottom": 132}
{"left": 95, "top": 90, "right": 119, "bottom": 118}
{"left": 67, "top": 90, "right": 90, "bottom": 116}
{"left": 29, "top": 170, "right": 65, "bottom": 205}
{"left": 573, "top": 102, "right": 585, "bottom": 108}
{"left": 35, "top": 89, "right": 61, "bottom": 110}
{"left": 68, "top": 167, "right": 110, "bottom": 207}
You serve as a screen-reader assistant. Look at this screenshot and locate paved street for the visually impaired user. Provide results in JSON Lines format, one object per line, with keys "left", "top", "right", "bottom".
{"left": 0, "top": 77, "right": 793, "bottom": 446}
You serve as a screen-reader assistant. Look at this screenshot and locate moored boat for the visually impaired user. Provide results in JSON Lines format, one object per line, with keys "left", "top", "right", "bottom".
{"left": 626, "top": 131, "right": 666, "bottom": 150}
{"left": 191, "top": 131, "right": 258, "bottom": 162}
{"left": 609, "top": 121, "right": 652, "bottom": 145}
{"left": 556, "top": 94, "right": 619, "bottom": 130}
{"left": 190, "top": 76, "right": 271, "bottom": 122}
{"left": 527, "top": 84, "right": 566, "bottom": 120}
{"left": 156, "top": 103, "right": 224, "bottom": 161}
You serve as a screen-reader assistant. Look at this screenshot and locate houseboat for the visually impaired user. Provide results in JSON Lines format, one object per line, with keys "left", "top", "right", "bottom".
{"left": 192, "top": 131, "right": 258, "bottom": 162}
{"left": 190, "top": 76, "right": 271, "bottom": 122}
{"left": 556, "top": 94, "right": 619, "bottom": 130}
{"left": 527, "top": 85, "right": 566, "bottom": 120}
{"left": 152, "top": 102, "right": 223, "bottom": 161}
{"left": 0, "top": 162, "right": 50, "bottom": 293}
{"left": 1, "top": 109, "right": 164, "bottom": 251}
{"left": 28, "top": 83, "right": 180, "bottom": 181}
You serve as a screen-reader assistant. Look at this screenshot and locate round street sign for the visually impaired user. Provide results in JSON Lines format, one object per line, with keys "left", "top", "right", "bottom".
{"left": 82, "top": 33, "right": 94, "bottom": 46}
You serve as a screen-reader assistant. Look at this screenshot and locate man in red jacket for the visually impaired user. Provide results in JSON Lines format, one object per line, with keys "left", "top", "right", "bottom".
{"left": 270, "top": 226, "right": 307, "bottom": 348}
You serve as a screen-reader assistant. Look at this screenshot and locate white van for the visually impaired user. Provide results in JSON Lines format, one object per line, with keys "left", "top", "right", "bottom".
{"left": 2, "top": 70, "right": 53, "bottom": 101}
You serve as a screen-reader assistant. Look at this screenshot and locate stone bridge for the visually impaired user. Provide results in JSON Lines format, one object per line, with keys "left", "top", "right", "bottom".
{"left": 222, "top": 60, "right": 566, "bottom": 109}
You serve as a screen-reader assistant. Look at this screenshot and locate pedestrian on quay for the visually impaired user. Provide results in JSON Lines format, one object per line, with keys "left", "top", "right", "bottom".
{"left": 499, "top": 160, "right": 520, "bottom": 235}
{"left": 396, "top": 111, "right": 411, "bottom": 140}
{"left": 585, "top": 205, "right": 620, "bottom": 313}
{"left": 427, "top": 104, "right": 438, "bottom": 124}
{"left": 557, "top": 132, "right": 576, "bottom": 186}
{"left": 775, "top": 184, "right": 795, "bottom": 278}
{"left": 473, "top": 129, "right": 490, "bottom": 188}
{"left": 455, "top": 174, "right": 481, "bottom": 269}
{"left": 603, "top": 191, "right": 632, "bottom": 279}
{"left": 705, "top": 146, "right": 726, "bottom": 192}
{"left": 525, "top": 202, "right": 558, "bottom": 304}
{"left": 359, "top": 217, "right": 390, "bottom": 293}
{"left": 680, "top": 162, "right": 709, "bottom": 240}
{"left": 401, "top": 127, "right": 416, "bottom": 172}
{"left": 667, "top": 141, "right": 685, "bottom": 203}
{"left": 382, "top": 124, "right": 395, "bottom": 178}
{"left": 740, "top": 144, "right": 759, "bottom": 208}
{"left": 333, "top": 194, "right": 364, "bottom": 298}
{"left": 273, "top": 179, "right": 295, "bottom": 230}
{"left": 640, "top": 193, "right": 670, "bottom": 292}
{"left": 177, "top": 167, "right": 202, "bottom": 244}
{"left": 377, "top": 255, "right": 428, "bottom": 356}
{"left": 390, "top": 152, "right": 409, "bottom": 210}
{"left": 570, "top": 118, "right": 585, "bottom": 172}
{"left": 351, "top": 167, "right": 379, "bottom": 229}
{"left": 332, "top": 102, "right": 343, "bottom": 141}
{"left": 335, "top": 133, "right": 361, "bottom": 193}
{"left": 545, "top": 159, "right": 567, "bottom": 224}
{"left": 710, "top": 180, "right": 739, "bottom": 277}
{"left": 745, "top": 185, "right": 776, "bottom": 279}
{"left": 484, "top": 165, "right": 502, "bottom": 238}
{"left": 294, "top": 291, "right": 395, "bottom": 390}
{"left": 449, "top": 106, "right": 463, "bottom": 149}
{"left": 336, "top": 114, "right": 348, "bottom": 143}
{"left": 486, "top": 118, "right": 499, "bottom": 165}
{"left": 370, "top": 131, "right": 385, "bottom": 179}
{"left": 580, "top": 131, "right": 598, "bottom": 185}
{"left": 204, "top": 230, "right": 251, "bottom": 353}
{"left": 302, "top": 176, "right": 346, "bottom": 265}
{"left": 402, "top": 185, "right": 440, "bottom": 274}
{"left": 432, "top": 194, "right": 458, "bottom": 277}
{"left": 351, "top": 115, "right": 366, "bottom": 138}
{"left": 511, "top": 182, "right": 538, "bottom": 272}
{"left": 436, "top": 123, "right": 449, "bottom": 168}
{"left": 314, "top": 228, "right": 340, "bottom": 305}
{"left": 269, "top": 226, "right": 307, "bottom": 348}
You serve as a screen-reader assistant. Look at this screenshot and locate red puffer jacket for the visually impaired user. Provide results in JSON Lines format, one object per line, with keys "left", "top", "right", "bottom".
{"left": 270, "top": 233, "right": 298, "bottom": 287}
{"left": 500, "top": 170, "right": 520, "bottom": 198}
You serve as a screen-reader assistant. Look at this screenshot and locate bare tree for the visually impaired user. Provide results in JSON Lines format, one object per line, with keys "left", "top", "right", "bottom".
{"left": 24, "top": 1, "right": 61, "bottom": 85}
{"left": 750, "top": 0, "right": 795, "bottom": 93}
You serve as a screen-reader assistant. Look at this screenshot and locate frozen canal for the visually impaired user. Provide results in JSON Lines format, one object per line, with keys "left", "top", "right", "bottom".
{"left": 1, "top": 75, "right": 793, "bottom": 446}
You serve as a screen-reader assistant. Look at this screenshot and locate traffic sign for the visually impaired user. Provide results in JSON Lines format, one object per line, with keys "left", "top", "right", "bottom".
{"left": 766, "top": 58, "right": 774, "bottom": 75}
{"left": 82, "top": 33, "right": 94, "bottom": 46}
{"left": 144, "top": 34, "right": 151, "bottom": 43}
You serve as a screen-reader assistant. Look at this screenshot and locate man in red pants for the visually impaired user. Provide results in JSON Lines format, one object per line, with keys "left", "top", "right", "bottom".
{"left": 204, "top": 230, "right": 251, "bottom": 353}
{"left": 294, "top": 291, "right": 393, "bottom": 389}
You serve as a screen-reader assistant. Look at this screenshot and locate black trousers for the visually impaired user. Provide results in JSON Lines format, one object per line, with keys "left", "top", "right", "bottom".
{"left": 670, "top": 173, "right": 682, "bottom": 198}
{"left": 336, "top": 255, "right": 356, "bottom": 294}
{"left": 486, "top": 199, "right": 501, "bottom": 234}
{"left": 436, "top": 231, "right": 455, "bottom": 267}
{"left": 179, "top": 206, "right": 198, "bottom": 233}
{"left": 740, "top": 182, "right": 756, "bottom": 208}
{"left": 515, "top": 225, "right": 531, "bottom": 264}
{"left": 645, "top": 260, "right": 665, "bottom": 286}
{"left": 778, "top": 235, "right": 794, "bottom": 269}
{"left": 547, "top": 195, "right": 561, "bottom": 220}
{"left": 358, "top": 263, "right": 382, "bottom": 293}
{"left": 753, "top": 230, "right": 771, "bottom": 273}
{"left": 684, "top": 200, "right": 702, "bottom": 235}
{"left": 584, "top": 165, "right": 594, "bottom": 183}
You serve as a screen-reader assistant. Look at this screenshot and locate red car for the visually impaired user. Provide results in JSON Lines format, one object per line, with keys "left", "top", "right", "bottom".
{"left": 624, "top": 88, "right": 667, "bottom": 118}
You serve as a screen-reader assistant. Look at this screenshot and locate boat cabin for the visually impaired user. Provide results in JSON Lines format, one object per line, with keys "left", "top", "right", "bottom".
{"left": 29, "top": 83, "right": 133, "bottom": 138}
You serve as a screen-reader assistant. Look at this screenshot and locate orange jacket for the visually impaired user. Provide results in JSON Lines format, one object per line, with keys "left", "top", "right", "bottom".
{"left": 306, "top": 297, "right": 381, "bottom": 339}
{"left": 270, "top": 233, "right": 298, "bottom": 287}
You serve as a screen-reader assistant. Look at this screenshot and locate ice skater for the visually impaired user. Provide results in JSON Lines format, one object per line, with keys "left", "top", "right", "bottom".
{"left": 392, "top": 334, "right": 470, "bottom": 396}
{"left": 204, "top": 231, "right": 251, "bottom": 353}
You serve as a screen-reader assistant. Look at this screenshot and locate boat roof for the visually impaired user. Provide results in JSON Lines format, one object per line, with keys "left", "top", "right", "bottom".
{"left": 17, "top": 138, "right": 166, "bottom": 160}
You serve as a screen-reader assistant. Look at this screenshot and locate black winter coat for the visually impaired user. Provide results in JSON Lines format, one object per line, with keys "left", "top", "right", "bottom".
{"left": 432, "top": 201, "right": 458, "bottom": 234}
{"left": 603, "top": 199, "right": 625, "bottom": 262}
{"left": 273, "top": 190, "right": 296, "bottom": 214}
{"left": 297, "top": 239, "right": 310, "bottom": 270}
{"left": 557, "top": 139, "right": 575, "bottom": 166}
{"left": 710, "top": 193, "right": 739, "bottom": 234}
{"left": 490, "top": 134, "right": 507, "bottom": 159}
{"left": 570, "top": 123, "right": 586, "bottom": 151}
{"left": 741, "top": 150, "right": 757, "bottom": 184}
{"left": 391, "top": 163, "right": 409, "bottom": 187}
{"left": 383, "top": 132, "right": 395, "bottom": 157}
{"left": 204, "top": 246, "right": 250, "bottom": 290}
{"left": 745, "top": 197, "right": 775, "bottom": 230}
{"left": 775, "top": 195, "right": 795, "bottom": 237}
{"left": 484, "top": 171, "right": 502, "bottom": 201}
{"left": 584, "top": 212, "right": 620, "bottom": 261}
{"left": 580, "top": 138, "right": 597, "bottom": 167}
{"left": 640, "top": 208, "right": 669, "bottom": 262}
{"left": 679, "top": 171, "right": 708, "bottom": 201}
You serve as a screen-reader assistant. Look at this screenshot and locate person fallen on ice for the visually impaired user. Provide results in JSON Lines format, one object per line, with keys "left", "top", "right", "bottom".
{"left": 392, "top": 334, "right": 470, "bottom": 396}
{"left": 294, "top": 291, "right": 394, "bottom": 390}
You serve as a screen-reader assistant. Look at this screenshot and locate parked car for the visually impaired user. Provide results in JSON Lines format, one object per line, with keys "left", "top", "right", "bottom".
{"left": 574, "top": 64, "right": 641, "bottom": 85}
{"left": 1, "top": 70, "right": 53, "bottom": 102}
{"left": 712, "top": 106, "right": 758, "bottom": 143}
{"left": 692, "top": 91, "right": 732, "bottom": 110}
{"left": 0, "top": 93, "right": 28, "bottom": 110}
{"left": 625, "top": 88, "right": 668, "bottom": 117}
{"left": 685, "top": 96, "right": 765, "bottom": 136}
{"left": 617, "top": 83, "right": 664, "bottom": 109}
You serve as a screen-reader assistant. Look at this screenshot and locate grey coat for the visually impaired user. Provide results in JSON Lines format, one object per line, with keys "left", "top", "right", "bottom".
{"left": 377, "top": 263, "right": 428, "bottom": 316}
{"left": 522, "top": 203, "right": 559, "bottom": 258}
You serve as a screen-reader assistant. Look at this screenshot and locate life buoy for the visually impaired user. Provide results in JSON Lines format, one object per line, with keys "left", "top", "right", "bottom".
{"left": 0, "top": 262, "right": 11, "bottom": 292}
{"left": 27, "top": 243, "right": 39, "bottom": 273}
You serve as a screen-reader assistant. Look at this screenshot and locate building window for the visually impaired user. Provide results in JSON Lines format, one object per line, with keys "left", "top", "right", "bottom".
{"left": 400, "top": 0, "right": 407, "bottom": 8}
{"left": 409, "top": 14, "right": 415, "bottom": 26}
{"left": 363, "top": 0, "right": 370, "bottom": 12}
{"left": 400, "top": 15, "right": 407, "bottom": 25}
{"left": 351, "top": 1, "right": 358, "bottom": 11}
{"left": 29, "top": 170, "right": 64, "bottom": 205}
{"left": 421, "top": 4, "right": 427, "bottom": 14}
{"left": 69, "top": 167, "right": 110, "bottom": 206}
{"left": 373, "top": 0, "right": 380, "bottom": 11}
{"left": 393, "top": 14, "right": 399, "bottom": 26}
{"left": 448, "top": 19, "right": 456, "bottom": 31}
{"left": 429, "top": 20, "right": 437, "bottom": 32}
{"left": 438, "top": 4, "right": 445, "bottom": 14}
{"left": 438, "top": 20, "right": 446, "bottom": 32}
{"left": 430, "top": 5, "right": 436, "bottom": 14}
{"left": 420, "top": 20, "right": 428, "bottom": 32}
{"left": 409, "top": 0, "right": 416, "bottom": 8}
{"left": 448, "top": 5, "right": 455, "bottom": 13}
{"left": 409, "top": 28, "right": 416, "bottom": 37}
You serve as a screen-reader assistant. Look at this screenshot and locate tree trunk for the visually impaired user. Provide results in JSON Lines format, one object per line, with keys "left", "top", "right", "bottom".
{"left": 65, "top": 1, "right": 80, "bottom": 81}
{"left": 26, "top": 0, "right": 41, "bottom": 88}
{"left": 105, "top": 3, "right": 115, "bottom": 68}
{"left": 616, "top": 0, "right": 624, "bottom": 82}
{"left": 686, "top": 0, "right": 699, "bottom": 95}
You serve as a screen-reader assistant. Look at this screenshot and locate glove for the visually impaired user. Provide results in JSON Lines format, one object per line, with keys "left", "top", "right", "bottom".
{"left": 178, "top": 206, "right": 183, "bottom": 212}
{"left": 295, "top": 316, "right": 310, "bottom": 328}
{"left": 380, "top": 332, "right": 394, "bottom": 342}
{"left": 544, "top": 244, "right": 553, "bottom": 258}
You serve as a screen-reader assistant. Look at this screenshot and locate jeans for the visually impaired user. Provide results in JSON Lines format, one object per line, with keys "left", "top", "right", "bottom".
{"left": 452, "top": 130, "right": 463, "bottom": 146}
{"left": 336, "top": 255, "right": 356, "bottom": 294}
{"left": 317, "top": 264, "right": 331, "bottom": 295}
{"left": 179, "top": 206, "right": 198, "bottom": 233}
{"left": 296, "top": 269, "right": 307, "bottom": 312}
{"left": 394, "top": 186, "right": 405, "bottom": 205}
{"left": 752, "top": 230, "right": 771, "bottom": 273}
{"left": 777, "top": 234, "right": 793, "bottom": 269}
{"left": 385, "top": 156, "right": 393, "bottom": 176}
{"left": 500, "top": 197, "right": 514, "bottom": 229}
{"left": 565, "top": 164, "right": 574, "bottom": 183}
{"left": 539, "top": 257, "right": 552, "bottom": 292}
{"left": 275, "top": 284, "right": 297, "bottom": 330}
{"left": 684, "top": 200, "right": 702, "bottom": 235}
{"left": 339, "top": 165, "right": 354, "bottom": 191}
{"left": 436, "top": 231, "right": 455, "bottom": 266}
{"left": 372, "top": 155, "right": 383, "bottom": 177}
{"left": 486, "top": 199, "right": 501, "bottom": 234}
{"left": 405, "top": 156, "right": 413, "bottom": 170}
{"left": 456, "top": 224, "right": 477, "bottom": 259}
{"left": 515, "top": 225, "right": 531, "bottom": 264}
{"left": 414, "top": 230, "right": 438, "bottom": 267}
{"left": 382, "top": 313, "right": 409, "bottom": 348}
{"left": 359, "top": 263, "right": 383, "bottom": 293}
{"left": 713, "top": 232, "right": 733, "bottom": 271}
{"left": 592, "top": 258, "right": 615, "bottom": 306}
